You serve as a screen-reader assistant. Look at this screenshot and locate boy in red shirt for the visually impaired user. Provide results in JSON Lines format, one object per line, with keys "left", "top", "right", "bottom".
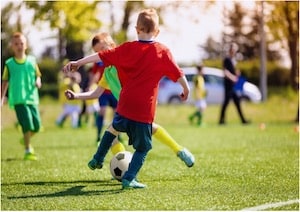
{"left": 63, "top": 8, "right": 190, "bottom": 189}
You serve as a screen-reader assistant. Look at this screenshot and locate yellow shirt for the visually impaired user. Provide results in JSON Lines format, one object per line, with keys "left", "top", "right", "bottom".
{"left": 59, "top": 77, "right": 81, "bottom": 105}
{"left": 86, "top": 83, "right": 99, "bottom": 106}
{"left": 193, "top": 75, "right": 206, "bottom": 100}
{"left": 98, "top": 74, "right": 110, "bottom": 90}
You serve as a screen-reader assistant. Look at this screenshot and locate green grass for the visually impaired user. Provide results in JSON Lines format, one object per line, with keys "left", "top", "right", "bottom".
{"left": 1, "top": 93, "right": 299, "bottom": 210}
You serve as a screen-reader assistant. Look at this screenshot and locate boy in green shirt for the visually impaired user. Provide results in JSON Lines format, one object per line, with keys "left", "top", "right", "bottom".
{"left": 1, "top": 32, "right": 42, "bottom": 161}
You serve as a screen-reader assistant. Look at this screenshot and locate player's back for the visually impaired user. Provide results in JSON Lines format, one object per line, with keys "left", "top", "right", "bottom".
{"left": 99, "top": 40, "right": 183, "bottom": 123}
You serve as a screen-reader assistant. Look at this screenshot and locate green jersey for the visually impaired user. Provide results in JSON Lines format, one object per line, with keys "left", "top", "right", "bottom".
{"left": 3, "top": 55, "right": 41, "bottom": 108}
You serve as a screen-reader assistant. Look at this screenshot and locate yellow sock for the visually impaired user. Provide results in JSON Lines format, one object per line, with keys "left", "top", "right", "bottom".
{"left": 111, "top": 142, "right": 126, "bottom": 155}
{"left": 153, "top": 124, "right": 183, "bottom": 153}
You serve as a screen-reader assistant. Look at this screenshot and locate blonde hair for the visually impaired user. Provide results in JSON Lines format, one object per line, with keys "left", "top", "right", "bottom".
{"left": 92, "top": 32, "right": 116, "bottom": 48}
{"left": 136, "top": 8, "right": 159, "bottom": 33}
{"left": 11, "top": 32, "right": 27, "bottom": 43}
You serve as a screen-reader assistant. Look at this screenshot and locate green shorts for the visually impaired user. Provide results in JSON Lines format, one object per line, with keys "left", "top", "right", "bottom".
{"left": 14, "top": 104, "right": 41, "bottom": 134}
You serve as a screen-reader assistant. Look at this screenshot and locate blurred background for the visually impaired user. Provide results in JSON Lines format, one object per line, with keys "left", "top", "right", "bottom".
{"left": 1, "top": 0, "right": 299, "bottom": 101}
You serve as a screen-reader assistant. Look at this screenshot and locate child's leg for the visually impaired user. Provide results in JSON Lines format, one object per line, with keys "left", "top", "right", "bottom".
{"left": 122, "top": 122, "right": 152, "bottom": 182}
{"left": 152, "top": 123, "right": 183, "bottom": 153}
{"left": 110, "top": 138, "right": 126, "bottom": 155}
{"left": 71, "top": 111, "right": 79, "bottom": 128}
{"left": 23, "top": 131, "right": 32, "bottom": 152}
{"left": 96, "top": 112, "right": 104, "bottom": 141}
{"left": 152, "top": 123, "right": 195, "bottom": 167}
{"left": 196, "top": 110, "right": 202, "bottom": 125}
{"left": 73, "top": 105, "right": 82, "bottom": 128}
{"left": 92, "top": 125, "right": 118, "bottom": 164}
{"left": 197, "top": 100, "right": 206, "bottom": 125}
{"left": 56, "top": 105, "right": 69, "bottom": 125}
{"left": 15, "top": 105, "right": 38, "bottom": 160}
{"left": 123, "top": 150, "right": 147, "bottom": 181}
{"left": 189, "top": 111, "right": 197, "bottom": 123}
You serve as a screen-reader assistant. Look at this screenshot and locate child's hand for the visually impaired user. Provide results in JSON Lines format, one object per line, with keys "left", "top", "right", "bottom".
{"left": 1, "top": 97, "right": 7, "bottom": 106}
{"left": 36, "top": 77, "right": 42, "bottom": 88}
{"left": 180, "top": 93, "right": 187, "bottom": 101}
{"left": 65, "top": 89, "right": 76, "bottom": 100}
{"left": 63, "top": 61, "right": 79, "bottom": 73}
{"left": 180, "top": 88, "right": 189, "bottom": 101}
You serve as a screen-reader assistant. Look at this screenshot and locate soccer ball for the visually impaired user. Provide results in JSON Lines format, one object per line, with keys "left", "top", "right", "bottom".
{"left": 110, "top": 151, "right": 133, "bottom": 181}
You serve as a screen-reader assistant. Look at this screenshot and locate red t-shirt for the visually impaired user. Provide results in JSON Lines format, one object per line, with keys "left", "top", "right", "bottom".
{"left": 99, "top": 41, "right": 183, "bottom": 123}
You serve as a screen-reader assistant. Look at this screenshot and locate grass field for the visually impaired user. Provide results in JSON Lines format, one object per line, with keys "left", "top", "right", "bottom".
{"left": 1, "top": 91, "right": 299, "bottom": 210}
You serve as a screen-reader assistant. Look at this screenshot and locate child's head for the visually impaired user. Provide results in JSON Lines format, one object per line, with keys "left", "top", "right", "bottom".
{"left": 196, "top": 65, "right": 203, "bottom": 75}
{"left": 69, "top": 72, "right": 81, "bottom": 84}
{"left": 229, "top": 43, "right": 238, "bottom": 56}
{"left": 10, "top": 32, "right": 27, "bottom": 56}
{"left": 136, "top": 8, "right": 159, "bottom": 35}
{"left": 92, "top": 32, "right": 116, "bottom": 52}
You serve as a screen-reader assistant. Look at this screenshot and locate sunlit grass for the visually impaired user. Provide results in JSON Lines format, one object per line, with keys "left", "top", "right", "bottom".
{"left": 1, "top": 92, "right": 299, "bottom": 210}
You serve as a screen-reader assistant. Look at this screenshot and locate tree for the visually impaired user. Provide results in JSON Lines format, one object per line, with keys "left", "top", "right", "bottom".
{"left": 265, "top": 1, "right": 299, "bottom": 90}
{"left": 222, "top": 2, "right": 281, "bottom": 61}
{"left": 200, "top": 36, "right": 223, "bottom": 59}
{"left": 25, "top": 1, "right": 102, "bottom": 62}
{"left": 1, "top": 2, "right": 28, "bottom": 71}
{"left": 113, "top": 1, "right": 144, "bottom": 44}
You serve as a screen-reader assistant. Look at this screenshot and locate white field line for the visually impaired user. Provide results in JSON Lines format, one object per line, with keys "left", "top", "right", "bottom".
{"left": 241, "top": 199, "right": 299, "bottom": 211}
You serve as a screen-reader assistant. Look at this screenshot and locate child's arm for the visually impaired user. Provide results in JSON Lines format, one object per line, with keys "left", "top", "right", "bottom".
{"left": 63, "top": 53, "right": 102, "bottom": 73}
{"left": 36, "top": 76, "right": 42, "bottom": 88}
{"left": 35, "top": 64, "right": 42, "bottom": 88}
{"left": 177, "top": 76, "right": 190, "bottom": 101}
{"left": 65, "top": 86, "right": 105, "bottom": 100}
{"left": 1, "top": 80, "right": 8, "bottom": 106}
{"left": 224, "top": 69, "right": 238, "bottom": 83}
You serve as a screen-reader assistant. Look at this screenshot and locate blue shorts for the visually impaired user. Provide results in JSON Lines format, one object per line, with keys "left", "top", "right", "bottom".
{"left": 112, "top": 113, "right": 152, "bottom": 152}
{"left": 14, "top": 104, "right": 41, "bottom": 134}
{"left": 98, "top": 93, "right": 117, "bottom": 108}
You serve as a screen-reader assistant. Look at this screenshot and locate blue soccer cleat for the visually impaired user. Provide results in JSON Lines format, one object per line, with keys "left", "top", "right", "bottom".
{"left": 177, "top": 148, "right": 195, "bottom": 167}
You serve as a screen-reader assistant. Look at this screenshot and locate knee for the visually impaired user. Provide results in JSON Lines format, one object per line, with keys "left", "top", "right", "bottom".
{"left": 135, "top": 142, "right": 152, "bottom": 153}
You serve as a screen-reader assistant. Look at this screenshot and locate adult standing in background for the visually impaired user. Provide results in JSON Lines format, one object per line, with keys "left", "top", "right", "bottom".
{"left": 219, "top": 43, "right": 250, "bottom": 125}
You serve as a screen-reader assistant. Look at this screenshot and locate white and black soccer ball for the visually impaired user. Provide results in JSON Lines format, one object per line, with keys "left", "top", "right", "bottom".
{"left": 110, "top": 151, "right": 133, "bottom": 181}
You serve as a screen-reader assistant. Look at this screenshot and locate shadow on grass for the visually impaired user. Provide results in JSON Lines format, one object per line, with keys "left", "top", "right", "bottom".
{"left": 1, "top": 158, "right": 22, "bottom": 162}
{"left": 3, "top": 180, "right": 124, "bottom": 199}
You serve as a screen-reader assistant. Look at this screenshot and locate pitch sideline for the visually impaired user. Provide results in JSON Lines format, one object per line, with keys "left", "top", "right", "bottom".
{"left": 241, "top": 199, "right": 299, "bottom": 211}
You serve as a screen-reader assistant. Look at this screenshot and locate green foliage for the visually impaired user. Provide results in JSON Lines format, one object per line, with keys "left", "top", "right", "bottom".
{"left": 1, "top": 93, "right": 299, "bottom": 210}
{"left": 25, "top": 1, "right": 102, "bottom": 60}
{"left": 39, "top": 84, "right": 59, "bottom": 99}
{"left": 39, "top": 57, "right": 60, "bottom": 84}
{"left": 202, "top": 59, "right": 223, "bottom": 69}
{"left": 265, "top": 1, "right": 298, "bottom": 43}
{"left": 26, "top": 1, "right": 101, "bottom": 42}
{"left": 113, "top": 30, "right": 128, "bottom": 45}
{"left": 1, "top": 2, "right": 27, "bottom": 70}
{"left": 37, "top": 57, "right": 61, "bottom": 99}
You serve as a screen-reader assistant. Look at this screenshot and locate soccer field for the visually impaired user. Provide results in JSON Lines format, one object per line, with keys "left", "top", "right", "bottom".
{"left": 1, "top": 94, "right": 299, "bottom": 210}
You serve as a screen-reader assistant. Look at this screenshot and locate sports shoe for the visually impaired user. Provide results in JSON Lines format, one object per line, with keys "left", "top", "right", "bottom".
{"left": 242, "top": 120, "right": 251, "bottom": 125}
{"left": 177, "top": 148, "right": 195, "bottom": 167}
{"left": 122, "top": 179, "right": 146, "bottom": 189}
{"left": 20, "top": 138, "right": 35, "bottom": 153}
{"left": 24, "top": 152, "right": 37, "bottom": 161}
{"left": 87, "top": 158, "right": 103, "bottom": 170}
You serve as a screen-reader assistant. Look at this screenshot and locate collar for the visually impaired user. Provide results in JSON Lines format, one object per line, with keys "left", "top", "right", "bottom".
{"left": 138, "top": 40, "right": 155, "bottom": 43}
